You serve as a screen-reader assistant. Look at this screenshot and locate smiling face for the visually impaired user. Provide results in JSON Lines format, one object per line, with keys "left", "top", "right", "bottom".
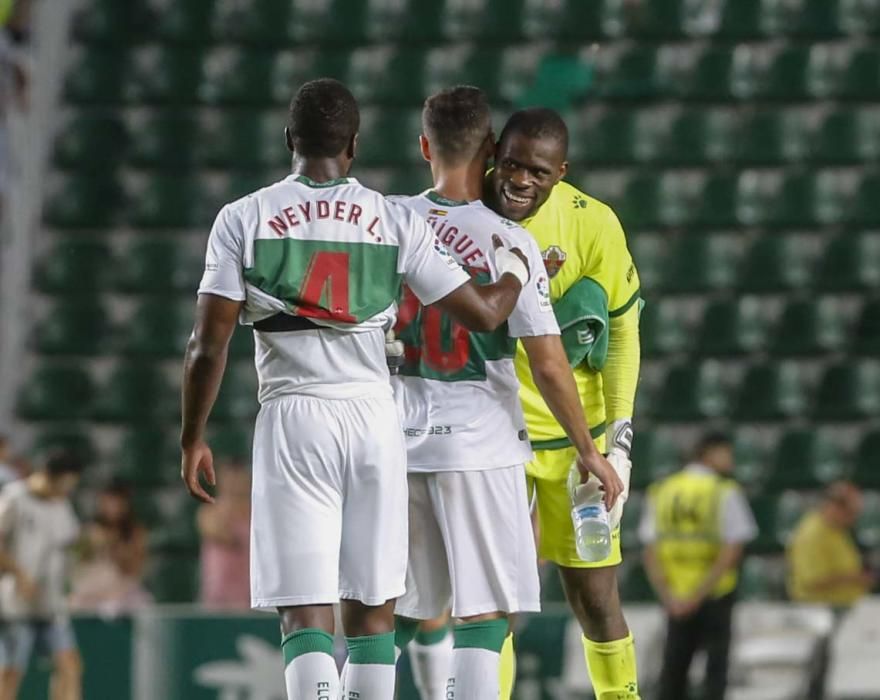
{"left": 490, "top": 131, "right": 568, "bottom": 221}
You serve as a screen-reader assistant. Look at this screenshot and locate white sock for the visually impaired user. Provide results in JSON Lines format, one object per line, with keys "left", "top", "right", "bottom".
{"left": 449, "top": 648, "right": 500, "bottom": 700}
{"left": 410, "top": 635, "right": 454, "bottom": 700}
{"left": 284, "top": 651, "right": 339, "bottom": 699}
{"left": 342, "top": 663, "right": 396, "bottom": 698}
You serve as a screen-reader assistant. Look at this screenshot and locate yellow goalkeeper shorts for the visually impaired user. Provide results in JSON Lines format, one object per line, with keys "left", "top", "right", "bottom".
{"left": 526, "top": 444, "right": 622, "bottom": 569}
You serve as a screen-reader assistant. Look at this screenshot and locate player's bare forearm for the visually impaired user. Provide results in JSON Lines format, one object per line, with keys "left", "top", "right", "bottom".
{"left": 603, "top": 304, "right": 641, "bottom": 423}
{"left": 434, "top": 274, "right": 523, "bottom": 332}
{"left": 521, "top": 335, "right": 600, "bottom": 460}
{"left": 180, "top": 294, "right": 242, "bottom": 448}
{"left": 692, "top": 543, "right": 744, "bottom": 602}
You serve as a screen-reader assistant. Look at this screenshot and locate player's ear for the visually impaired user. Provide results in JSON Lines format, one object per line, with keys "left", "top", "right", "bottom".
{"left": 557, "top": 161, "right": 568, "bottom": 183}
{"left": 347, "top": 132, "right": 358, "bottom": 160}
{"left": 483, "top": 130, "right": 496, "bottom": 160}
{"left": 419, "top": 134, "right": 431, "bottom": 163}
{"left": 284, "top": 127, "right": 294, "bottom": 154}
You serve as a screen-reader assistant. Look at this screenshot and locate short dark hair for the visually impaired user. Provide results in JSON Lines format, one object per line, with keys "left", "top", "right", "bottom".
{"left": 499, "top": 107, "right": 569, "bottom": 157}
{"left": 694, "top": 431, "right": 732, "bottom": 460}
{"left": 422, "top": 85, "right": 492, "bottom": 165}
{"left": 45, "top": 449, "right": 84, "bottom": 477}
{"left": 288, "top": 78, "right": 360, "bottom": 158}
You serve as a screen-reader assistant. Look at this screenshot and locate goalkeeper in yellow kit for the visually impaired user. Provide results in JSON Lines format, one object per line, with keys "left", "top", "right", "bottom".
{"left": 484, "top": 108, "right": 641, "bottom": 699}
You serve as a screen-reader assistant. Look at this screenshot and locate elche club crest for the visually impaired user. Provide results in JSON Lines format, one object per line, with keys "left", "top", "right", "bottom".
{"left": 542, "top": 245, "right": 567, "bottom": 278}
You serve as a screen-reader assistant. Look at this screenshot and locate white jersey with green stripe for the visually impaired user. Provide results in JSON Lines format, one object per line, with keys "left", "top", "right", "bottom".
{"left": 392, "top": 191, "right": 560, "bottom": 472}
{"left": 198, "top": 175, "right": 469, "bottom": 402}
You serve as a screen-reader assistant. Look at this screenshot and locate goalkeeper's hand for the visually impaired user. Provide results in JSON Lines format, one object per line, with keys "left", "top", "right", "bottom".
{"left": 385, "top": 329, "right": 405, "bottom": 375}
{"left": 606, "top": 419, "right": 634, "bottom": 530}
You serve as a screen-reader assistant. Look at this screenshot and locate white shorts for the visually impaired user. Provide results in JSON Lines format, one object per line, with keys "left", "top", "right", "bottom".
{"left": 395, "top": 467, "right": 541, "bottom": 620}
{"left": 250, "top": 394, "right": 408, "bottom": 609}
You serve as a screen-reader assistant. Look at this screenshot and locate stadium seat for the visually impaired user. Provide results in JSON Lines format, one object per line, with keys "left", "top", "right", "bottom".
{"left": 613, "top": 0, "right": 691, "bottom": 38}
{"left": 630, "top": 429, "right": 681, "bottom": 489}
{"left": 750, "top": 490, "right": 812, "bottom": 552}
{"left": 72, "top": 0, "right": 148, "bottom": 44}
{"left": 287, "top": 0, "right": 373, "bottom": 43}
{"left": 355, "top": 108, "right": 424, "bottom": 166}
{"left": 212, "top": 364, "right": 259, "bottom": 421}
{"left": 812, "top": 108, "right": 880, "bottom": 163}
{"left": 663, "top": 45, "right": 738, "bottom": 100}
{"left": 731, "top": 45, "right": 811, "bottom": 100}
{"left": 818, "top": 233, "right": 880, "bottom": 290}
{"left": 697, "top": 297, "right": 769, "bottom": 356}
{"left": 150, "top": 0, "right": 216, "bottom": 43}
{"left": 114, "top": 239, "right": 203, "bottom": 293}
{"left": 17, "top": 364, "right": 95, "bottom": 421}
{"left": 64, "top": 47, "right": 128, "bottom": 104}
{"left": 852, "top": 171, "right": 880, "bottom": 226}
{"left": 43, "top": 175, "right": 124, "bottom": 229}
{"left": 733, "top": 361, "right": 810, "bottom": 421}
{"left": 838, "top": 0, "right": 880, "bottom": 34}
{"left": 53, "top": 112, "right": 128, "bottom": 170}
{"left": 125, "top": 174, "right": 209, "bottom": 229}
{"left": 657, "top": 361, "right": 730, "bottom": 421}
{"left": 714, "top": 0, "right": 765, "bottom": 38}
{"left": 854, "top": 299, "right": 880, "bottom": 356}
{"left": 733, "top": 429, "right": 770, "bottom": 487}
{"left": 595, "top": 46, "right": 664, "bottom": 99}
{"left": 771, "top": 297, "right": 850, "bottom": 356}
{"left": 198, "top": 48, "right": 275, "bottom": 105}
{"left": 345, "top": 46, "right": 429, "bottom": 105}
{"left": 737, "top": 171, "right": 838, "bottom": 228}
{"left": 211, "top": 0, "right": 293, "bottom": 43}
{"left": 738, "top": 233, "right": 817, "bottom": 292}
{"left": 854, "top": 430, "right": 880, "bottom": 489}
{"left": 734, "top": 110, "right": 811, "bottom": 164}
{"left": 656, "top": 108, "right": 739, "bottom": 164}
{"left": 639, "top": 298, "right": 690, "bottom": 357}
{"left": 194, "top": 109, "right": 287, "bottom": 169}
{"left": 126, "top": 109, "right": 199, "bottom": 168}
{"left": 35, "top": 299, "right": 112, "bottom": 356}
{"left": 32, "top": 426, "right": 97, "bottom": 465}
{"left": 855, "top": 492, "right": 880, "bottom": 549}
{"left": 628, "top": 233, "right": 667, "bottom": 292}
{"left": 207, "top": 424, "right": 254, "bottom": 462}
{"left": 814, "top": 360, "right": 880, "bottom": 420}
{"left": 270, "top": 50, "right": 350, "bottom": 105}
{"left": 569, "top": 109, "right": 647, "bottom": 165}
{"left": 661, "top": 233, "right": 742, "bottom": 293}
{"left": 738, "top": 556, "right": 787, "bottom": 600}
{"left": 521, "top": 0, "right": 607, "bottom": 40}
{"left": 442, "top": 0, "right": 527, "bottom": 41}
{"left": 122, "top": 297, "right": 193, "bottom": 357}
{"left": 33, "top": 238, "right": 114, "bottom": 294}
{"left": 761, "top": 0, "right": 843, "bottom": 37}
{"left": 808, "top": 44, "right": 880, "bottom": 99}
{"left": 115, "top": 427, "right": 179, "bottom": 486}
{"left": 611, "top": 173, "right": 663, "bottom": 230}
{"left": 769, "top": 429, "right": 847, "bottom": 488}
{"left": 123, "top": 47, "right": 205, "bottom": 104}
{"left": 93, "top": 363, "right": 177, "bottom": 422}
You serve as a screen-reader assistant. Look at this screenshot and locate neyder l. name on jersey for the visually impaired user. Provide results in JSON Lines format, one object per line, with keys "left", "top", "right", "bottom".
{"left": 392, "top": 191, "right": 559, "bottom": 472}
{"left": 198, "top": 175, "right": 469, "bottom": 402}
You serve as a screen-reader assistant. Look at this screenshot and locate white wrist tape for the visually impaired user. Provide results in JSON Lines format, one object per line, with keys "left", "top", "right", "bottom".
{"left": 495, "top": 247, "right": 529, "bottom": 287}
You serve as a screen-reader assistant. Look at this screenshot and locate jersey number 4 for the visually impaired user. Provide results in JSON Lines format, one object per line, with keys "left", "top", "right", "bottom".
{"left": 297, "top": 251, "right": 356, "bottom": 323}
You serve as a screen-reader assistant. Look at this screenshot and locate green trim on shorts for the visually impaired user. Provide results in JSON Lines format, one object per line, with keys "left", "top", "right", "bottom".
{"left": 415, "top": 625, "right": 449, "bottom": 646}
{"left": 346, "top": 631, "right": 396, "bottom": 665}
{"left": 281, "top": 629, "right": 334, "bottom": 665}
{"left": 394, "top": 617, "right": 419, "bottom": 651}
{"left": 452, "top": 619, "right": 509, "bottom": 653}
{"left": 530, "top": 422, "right": 606, "bottom": 450}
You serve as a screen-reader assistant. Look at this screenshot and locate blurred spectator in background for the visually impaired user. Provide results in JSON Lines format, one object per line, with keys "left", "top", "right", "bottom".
{"left": 787, "top": 481, "right": 875, "bottom": 607}
{"left": 640, "top": 432, "right": 757, "bottom": 700}
{"left": 0, "top": 436, "right": 18, "bottom": 487}
{"left": 0, "top": 449, "right": 83, "bottom": 700}
{"left": 70, "top": 480, "right": 151, "bottom": 613}
{"left": 0, "top": 0, "right": 29, "bottom": 218}
{"left": 197, "top": 462, "right": 250, "bottom": 609}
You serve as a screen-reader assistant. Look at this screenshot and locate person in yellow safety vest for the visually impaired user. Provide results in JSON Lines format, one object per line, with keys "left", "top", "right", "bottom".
{"left": 639, "top": 432, "right": 757, "bottom": 700}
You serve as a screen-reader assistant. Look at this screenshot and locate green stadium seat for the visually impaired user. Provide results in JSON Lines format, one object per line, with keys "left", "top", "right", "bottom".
{"left": 812, "top": 108, "right": 880, "bottom": 163}
{"left": 611, "top": 174, "right": 663, "bottom": 230}
{"left": 770, "top": 429, "right": 848, "bottom": 489}
{"left": 838, "top": 0, "right": 880, "bottom": 34}
{"left": 124, "top": 47, "right": 205, "bottom": 104}
{"left": 31, "top": 426, "right": 97, "bottom": 465}
{"left": 818, "top": 233, "right": 880, "bottom": 291}
{"left": 668, "top": 45, "right": 737, "bottom": 100}
{"left": 737, "top": 171, "right": 834, "bottom": 228}
{"left": 639, "top": 298, "right": 690, "bottom": 357}
{"left": 715, "top": 0, "right": 765, "bottom": 38}
{"left": 630, "top": 429, "right": 681, "bottom": 489}
{"left": 212, "top": 364, "right": 259, "bottom": 421}
{"left": 521, "top": 0, "right": 606, "bottom": 40}
{"left": 570, "top": 108, "right": 666, "bottom": 165}
{"left": 54, "top": 112, "right": 128, "bottom": 170}
{"left": 44, "top": 175, "right": 124, "bottom": 229}
{"left": 114, "top": 239, "right": 203, "bottom": 293}
{"left": 33, "top": 238, "right": 114, "bottom": 294}
{"left": 854, "top": 299, "right": 880, "bottom": 356}
{"left": 628, "top": 233, "right": 667, "bottom": 293}
{"left": 194, "top": 110, "right": 287, "bottom": 168}
{"left": 657, "top": 108, "right": 739, "bottom": 164}
{"left": 72, "top": 0, "right": 148, "bottom": 44}
{"left": 198, "top": 48, "right": 275, "bottom": 105}
{"left": 93, "top": 363, "right": 177, "bottom": 423}
{"left": 808, "top": 45, "right": 880, "bottom": 99}
{"left": 345, "top": 46, "right": 429, "bottom": 105}
{"left": 734, "top": 110, "right": 811, "bottom": 164}
{"left": 738, "top": 556, "right": 786, "bottom": 600}
{"left": 115, "top": 427, "right": 179, "bottom": 486}
{"left": 750, "top": 491, "right": 811, "bottom": 552}
{"left": 126, "top": 110, "right": 199, "bottom": 168}
{"left": 207, "top": 424, "right": 254, "bottom": 462}
{"left": 661, "top": 233, "right": 741, "bottom": 293}
{"left": 854, "top": 430, "right": 880, "bottom": 489}
{"left": 270, "top": 50, "right": 350, "bottom": 105}
{"left": 64, "top": 47, "right": 128, "bottom": 104}
{"left": 125, "top": 174, "right": 208, "bottom": 229}
{"left": 771, "top": 297, "right": 850, "bottom": 356}
{"left": 123, "top": 297, "right": 193, "bottom": 357}
{"left": 697, "top": 297, "right": 769, "bottom": 356}
{"left": 814, "top": 360, "right": 880, "bottom": 420}
{"left": 731, "top": 45, "right": 811, "bottom": 100}
{"left": 151, "top": 0, "right": 216, "bottom": 43}
{"left": 442, "top": 0, "right": 526, "bottom": 41}
{"left": 596, "top": 46, "right": 664, "bottom": 99}
{"left": 852, "top": 171, "right": 880, "bottom": 226}
{"left": 732, "top": 429, "right": 770, "bottom": 487}
{"left": 855, "top": 492, "right": 880, "bottom": 549}
{"left": 288, "top": 0, "right": 372, "bottom": 43}
{"left": 762, "top": 0, "right": 843, "bottom": 37}
{"left": 658, "top": 361, "right": 730, "bottom": 421}
{"left": 356, "top": 108, "right": 424, "bottom": 166}
{"left": 212, "top": 0, "right": 293, "bottom": 43}
{"left": 35, "top": 299, "right": 113, "bottom": 356}
{"left": 146, "top": 554, "right": 198, "bottom": 603}
{"left": 734, "top": 361, "right": 810, "bottom": 421}
{"left": 612, "top": 0, "right": 688, "bottom": 38}
{"left": 17, "top": 364, "right": 95, "bottom": 421}
{"left": 738, "top": 234, "right": 817, "bottom": 292}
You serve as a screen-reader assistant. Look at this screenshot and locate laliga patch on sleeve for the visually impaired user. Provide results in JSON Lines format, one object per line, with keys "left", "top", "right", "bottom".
{"left": 536, "top": 273, "right": 552, "bottom": 312}
{"left": 434, "top": 239, "right": 461, "bottom": 271}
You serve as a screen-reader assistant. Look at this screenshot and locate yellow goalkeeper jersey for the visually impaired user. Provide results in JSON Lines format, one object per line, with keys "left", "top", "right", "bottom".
{"left": 515, "top": 180, "right": 640, "bottom": 446}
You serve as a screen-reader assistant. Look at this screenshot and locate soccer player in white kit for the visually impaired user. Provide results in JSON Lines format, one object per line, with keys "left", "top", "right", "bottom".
{"left": 180, "top": 79, "right": 536, "bottom": 700}
{"left": 391, "top": 87, "right": 624, "bottom": 700}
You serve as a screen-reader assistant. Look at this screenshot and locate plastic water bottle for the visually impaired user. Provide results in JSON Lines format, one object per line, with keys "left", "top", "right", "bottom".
{"left": 568, "top": 467, "right": 612, "bottom": 562}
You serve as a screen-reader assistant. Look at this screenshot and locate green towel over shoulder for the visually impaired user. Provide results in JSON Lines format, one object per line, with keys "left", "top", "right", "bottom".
{"left": 553, "top": 277, "right": 609, "bottom": 372}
